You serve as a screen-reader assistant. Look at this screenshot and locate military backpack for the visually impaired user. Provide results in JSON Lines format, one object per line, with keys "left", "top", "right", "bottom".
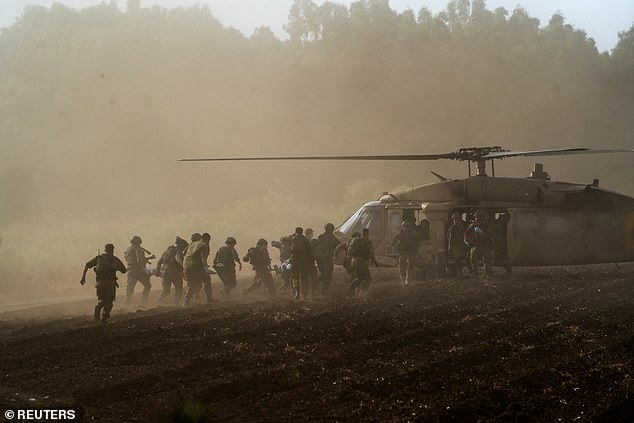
{"left": 347, "top": 237, "right": 362, "bottom": 258}
{"left": 124, "top": 245, "right": 141, "bottom": 267}
{"left": 245, "top": 247, "right": 265, "bottom": 267}
{"left": 214, "top": 246, "right": 234, "bottom": 266}
{"left": 95, "top": 253, "right": 115, "bottom": 276}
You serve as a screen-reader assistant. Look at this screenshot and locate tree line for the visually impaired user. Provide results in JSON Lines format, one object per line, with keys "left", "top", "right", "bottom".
{"left": 0, "top": 0, "right": 633, "bottom": 222}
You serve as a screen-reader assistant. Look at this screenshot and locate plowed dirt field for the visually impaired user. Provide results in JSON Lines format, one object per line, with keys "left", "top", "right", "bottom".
{"left": 0, "top": 266, "right": 632, "bottom": 422}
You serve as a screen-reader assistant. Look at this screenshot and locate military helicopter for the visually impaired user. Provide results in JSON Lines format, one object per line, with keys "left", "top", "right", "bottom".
{"left": 181, "top": 146, "right": 634, "bottom": 280}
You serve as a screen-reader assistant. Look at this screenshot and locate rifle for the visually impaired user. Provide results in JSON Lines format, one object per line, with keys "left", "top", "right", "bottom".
{"left": 140, "top": 246, "right": 156, "bottom": 263}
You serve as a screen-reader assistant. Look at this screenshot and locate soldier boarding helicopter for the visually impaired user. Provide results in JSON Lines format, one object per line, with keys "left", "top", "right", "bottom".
{"left": 180, "top": 146, "right": 634, "bottom": 280}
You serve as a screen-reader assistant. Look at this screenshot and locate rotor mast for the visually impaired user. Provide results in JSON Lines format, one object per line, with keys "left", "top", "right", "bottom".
{"left": 459, "top": 147, "right": 507, "bottom": 177}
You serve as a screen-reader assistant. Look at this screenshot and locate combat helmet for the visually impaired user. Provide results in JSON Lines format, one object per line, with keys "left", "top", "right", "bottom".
{"left": 257, "top": 238, "right": 268, "bottom": 246}
{"left": 130, "top": 235, "right": 142, "bottom": 244}
{"left": 191, "top": 233, "right": 202, "bottom": 242}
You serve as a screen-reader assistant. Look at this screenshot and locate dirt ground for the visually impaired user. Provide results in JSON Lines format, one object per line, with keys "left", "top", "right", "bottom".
{"left": 0, "top": 265, "right": 632, "bottom": 422}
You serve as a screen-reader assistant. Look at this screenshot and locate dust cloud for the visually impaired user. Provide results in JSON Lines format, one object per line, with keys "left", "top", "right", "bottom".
{"left": 0, "top": 1, "right": 632, "bottom": 304}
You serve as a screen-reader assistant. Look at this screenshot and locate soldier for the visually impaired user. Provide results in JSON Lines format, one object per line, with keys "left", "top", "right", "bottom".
{"left": 184, "top": 232, "right": 213, "bottom": 305}
{"left": 464, "top": 210, "right": 494, "bottom": 279}
{"left": 316, "top": 223, "right": 340, "bottom": 295}
{"left": 80, "top": 243, "right": 126, "bottom": 324}
{"left": 156, "top": 236, "right": 188, "bottom": 304}
{"left": 392, "top": 220, "right": 420, "bottom": 285}
{"left": 124, "top": 235, "right": 155, "bottom": 305}
{"left": 334, "top": 232, "right": 358, "bottom": 279}
{"left": 213, "top": 237, "right": 242, "bottom": 297}
{"left": 290, "top": 227, "right": 314, "bottom": 301}
{"left": 348, "top": 228, "right": 375, "bottom": 296}
{"left": 271, "top": 236, "right": 292, "bottom": 293}
{"left": 447, "top": 212, "right": 469, "bottom": 277}
{"left": 242, "top": 238, "right": 276, "bottom": 298}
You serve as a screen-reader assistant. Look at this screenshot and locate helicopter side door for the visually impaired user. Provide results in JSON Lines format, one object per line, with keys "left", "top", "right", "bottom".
{"left": 386, "top": 209, "right": 403, "bottom": 256}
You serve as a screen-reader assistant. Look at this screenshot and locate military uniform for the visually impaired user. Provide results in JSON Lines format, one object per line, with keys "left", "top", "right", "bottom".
{"left": 447, "top": 215, "right": 469, "bottom": 277}
{"left": 290, "top": 231, "right": 314, "bottom": 301}
{"left": 213, "top": 240, "right": 241, "bottom": 296}
{"left": 316, "top": 226, "right": 340, "bottom": 295}
{"left": 124, "top": 238, "right": 152, "bottom": 305}
{"left": 392, "top": 224, "right": 420, "bottom": 285}
{"left": 348, "top": 232, "right": 374, "bottom": 296}
{"left": 464, "top": 212, "right": 494, "bottom": 279}
{"left": 243, "top": 240, "right": 276, "bottom": 298}
{"left": 81, "top": 246, "right": 126, "bottom": 324}
{"left": 156, "top": 238, "right": 187, "bottom": 304}
{"left": 183, "top": 236, "right": 212, "bottom": 305}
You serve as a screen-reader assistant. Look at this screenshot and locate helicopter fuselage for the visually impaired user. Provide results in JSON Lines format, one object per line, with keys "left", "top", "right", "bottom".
{"left": 335, "top": 175, "right": 634, "bottom": 274}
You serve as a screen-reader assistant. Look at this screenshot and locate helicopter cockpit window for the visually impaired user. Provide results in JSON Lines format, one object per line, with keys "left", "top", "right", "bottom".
{"left": 358, "top": 209, "right": 382, "bottom": 235}
{"left": 339, "top": 210, "right": 362, "bottom": 235}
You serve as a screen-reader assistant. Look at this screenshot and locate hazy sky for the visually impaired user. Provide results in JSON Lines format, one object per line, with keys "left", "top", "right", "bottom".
{"left": 0, "top": 0, "right": 632, "bottom": 52}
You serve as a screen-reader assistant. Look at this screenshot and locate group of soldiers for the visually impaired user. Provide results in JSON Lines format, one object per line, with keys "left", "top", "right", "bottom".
{"left": 80, "top": 223, "right": 353, "bottom": 324}
{"left": 446, "top": 209, "right": 510, "bottom": 279}
{"left": 80, "top": 211, "right": 507, "bottom": 324}
{"left": 390, "top": 209, "right": 510, "bottom": 284}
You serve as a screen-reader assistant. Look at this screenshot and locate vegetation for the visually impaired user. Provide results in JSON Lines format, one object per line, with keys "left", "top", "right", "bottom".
{"left": 0, "top": 0, "right": 632, "bottom": 295}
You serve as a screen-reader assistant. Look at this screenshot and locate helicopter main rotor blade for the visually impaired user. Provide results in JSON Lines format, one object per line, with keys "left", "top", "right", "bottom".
{"left": 179, "top": 147, "right": 634, "bottom": 163}
{"left": 483, "top": 148, "right": 634, "bottom": 159}
{"left": 179, "top": 153, "right": 456, "bottom": 162}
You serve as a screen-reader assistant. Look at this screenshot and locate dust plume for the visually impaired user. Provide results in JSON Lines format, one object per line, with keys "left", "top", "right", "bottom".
{"left": 0, "top": 1, "right": 632, "bottom": 304}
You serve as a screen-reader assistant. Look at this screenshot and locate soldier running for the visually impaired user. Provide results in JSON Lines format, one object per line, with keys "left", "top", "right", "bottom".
{"left": 156, "top": 236, "right": 188, "bottom": 304}
{"left": 213, "top": 237, "right": 242, "bottom": 297}
{"left": 80, "top": 243, "right": 126, "bottom": 324}
{"left": 347, "top": 228, "right": 375, "bottom": 296}
{"left": 124, "top": 235, "right": 155, "bottom": 305}
{"left": 316, "top": 223, "right": 340, "bottom": 295}
{"left": 183, "top": 232, "right": 213, "bottom": 305}
{"left": 290, "top": 227, "right": 314, "bottom": 301}
{"left": 242, "top": 238, "right": 277, "bottom": 298}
